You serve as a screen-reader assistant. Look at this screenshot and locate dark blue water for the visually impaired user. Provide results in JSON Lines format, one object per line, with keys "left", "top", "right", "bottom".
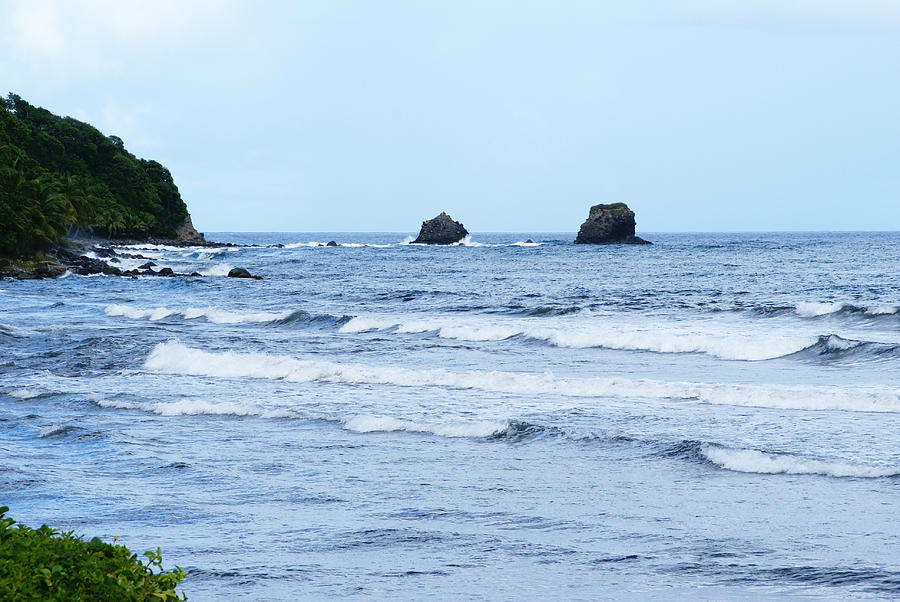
{"left": 2, "top": 232, "right": 899, "bottom": 599}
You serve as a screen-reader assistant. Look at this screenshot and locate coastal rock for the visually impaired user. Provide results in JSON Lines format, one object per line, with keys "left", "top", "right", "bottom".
{"left": 413, "top": 212, "right": 469, "bottom": 245}
{"left": 157, "top": 267, "right": 175, "bottom": 277}
{"left": 325, "top": 241, "right": 338, "bottom": 247}
{"left": 138, "top": 261, "right": 156, "bottom": 270}
{"left": 574, "top": 203, "right": 651, "bottom": 245}
{"left": 227, "top": 267, "right": 253, "bottom": 278}
{"left": 174, "top": 215, "right": 205, "bottom": 243}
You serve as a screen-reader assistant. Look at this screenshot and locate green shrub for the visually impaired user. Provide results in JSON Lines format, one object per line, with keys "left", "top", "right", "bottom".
{"left": 0, "top": 506, "right": 186, "bottom": 601}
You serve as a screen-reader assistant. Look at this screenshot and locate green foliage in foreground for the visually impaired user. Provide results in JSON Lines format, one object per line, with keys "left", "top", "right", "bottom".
{"left": 0, "top": 506, "right": 186, "bottom": 601}
{"left": 0, "top": 93, "right": 190, "bottom": 256}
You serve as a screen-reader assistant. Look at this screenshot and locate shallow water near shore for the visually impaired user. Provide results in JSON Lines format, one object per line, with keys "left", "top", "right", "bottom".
{"left": 2, "top": 231, "right": 899, "bottom": 599}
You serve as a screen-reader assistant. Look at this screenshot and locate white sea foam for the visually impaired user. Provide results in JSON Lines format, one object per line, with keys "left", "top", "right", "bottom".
{"left": 105, "top": 304, "right": 177, "bottom": 321}
{"left": 9, "top": 388, "right": 45, "bottom": 399}
{"left": 795, "top": 302, "right": 846, "bottom": 317}
{"left": 338, "top": 316, "right": 401, "bottom": 333}
{"left": 144, "top": 343, "right": 900, "bottom": 413}
{"left": 453, "top": 235, "right": 482, "bottom": 247}
{"left": 38, "top": 424, "right": 71, "bottom": 438}
{"left": 866, "top": 305, "right": 898, "bottom": 316}
{"left": 438, "top": 324, "right": 522, "bottom": 341}
{"left": 116, "top": 243, "right": 192, "bottom": 252}
{"left": 96, "top": 398, "right": 295, "bottom": 418}
{"left": 509, "top": 241, "right": 543, "bottom": 247}
{"left": 284, "top": 241, "right": 329, "bottom": 248}
{"left": 342, "top": 415, "right": 506, "bottom": 438}
{"left": 202, "top": 263, "right": 234, "bottom": 277}
{"left": 105, "top": 304, "right": 291, "bottom": 324}
{"left": 819, "top": 335, "right": 861, "bottom": 351}
{"left": 700, "top": 444, "right": 899, "bottom": 478}
{"left": 338, "top": 315, "right": 813, "bottom": 361}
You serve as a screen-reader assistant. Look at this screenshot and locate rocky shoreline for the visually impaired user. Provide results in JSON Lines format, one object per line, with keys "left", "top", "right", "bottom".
{"left": 0, "top": 235, "right": 240, "bottom": 280}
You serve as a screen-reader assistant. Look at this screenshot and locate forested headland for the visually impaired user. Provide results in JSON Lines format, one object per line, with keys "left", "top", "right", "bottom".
{"left": 0, "top": 93, "right": 199, "bottom": 257}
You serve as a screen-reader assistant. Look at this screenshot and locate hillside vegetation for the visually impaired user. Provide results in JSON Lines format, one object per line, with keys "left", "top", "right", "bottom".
{"left": 0, "top": 93, "right": 190, "bottom": 256}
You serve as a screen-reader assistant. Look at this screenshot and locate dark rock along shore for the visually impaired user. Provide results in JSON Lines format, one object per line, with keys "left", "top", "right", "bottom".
{"left": 413, "top": 212, "right": 469, "bottom": 245}
{"left": 574, "top": 203, "right": 651, "bottom": 245}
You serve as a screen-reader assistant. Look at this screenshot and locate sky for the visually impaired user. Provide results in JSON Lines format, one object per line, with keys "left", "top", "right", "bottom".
{"left": 1, "top": 0, "right": 898, "bottom": 233}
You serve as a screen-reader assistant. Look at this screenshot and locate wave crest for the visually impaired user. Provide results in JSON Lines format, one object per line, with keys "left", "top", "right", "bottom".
{"left": 143, "top": 343, "right": 900, "bottom": 413}
{"left": 700, "top": 443, "right": 899, "bottom": 478}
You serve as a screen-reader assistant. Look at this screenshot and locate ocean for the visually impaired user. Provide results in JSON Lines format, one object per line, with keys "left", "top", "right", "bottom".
{"left": 1, "top": 231, "right": 898, "bottom": 600}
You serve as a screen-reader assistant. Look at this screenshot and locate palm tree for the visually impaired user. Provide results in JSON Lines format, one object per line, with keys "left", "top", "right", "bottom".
{"left": 53, "top": 174, "right": 93, "bottom": 231}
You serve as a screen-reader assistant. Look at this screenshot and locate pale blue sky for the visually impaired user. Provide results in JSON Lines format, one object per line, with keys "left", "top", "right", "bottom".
{"left": 2, "top": 1, "right": 898, "bottom": 232}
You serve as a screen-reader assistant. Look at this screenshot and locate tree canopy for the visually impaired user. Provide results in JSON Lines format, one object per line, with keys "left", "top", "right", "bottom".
{"left": 0, "top": 93, "right": 190, "bottom": 256}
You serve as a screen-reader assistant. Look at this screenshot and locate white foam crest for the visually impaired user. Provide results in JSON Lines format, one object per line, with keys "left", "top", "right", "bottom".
{"left": 201, "top": 263, "right": 233, "bottom": 277}
{"left": 795, "top": 301, "right": 845, "bottom": 317}
{"left": 341, "top": 314, "right": 814, "bottom": 361}
{"left": 105, "top": 304, "right": 290, "bottom": 324}
{"left": 395, "top": 321, "right": 436, "bottom": 334}
{"left": 284, "top": 241, "right": 329, "bottom": 248}
{"left": 866, "top": 305, "right": 898, "bottom": 316}
{"left": 9, "top": 388, "right": 45, "bottom": 399}
{"left": 400, "top": 236, "right": 416, "bottom": 245}
{"left": 105, "top": 304, "right": 177, "bottom": 321}
{"left": 144, "top": 343, "right": 900, "bottom": 413}
{"left": 509, "top": 241, "right": 543, "bottom": 247}
{"left": 701, "top": 444, "right": 899, "bottom": 478}
{"left": 438, "top": 324, "right": 522, "bottom": 341}
{"left": 453, "top": 235, "right": 482, "bottom": 247}
{"left": 96, "top": 397, "right": 294, "bottom": 418}
{"left": 338, "top": 316, "right": 400, "bottom": 333}
{"left": 821, "top": 335, "right": 861, "bottom": 351}
{"left": 38, "top": 424, "right": 70, "bottom": 438}
{"left": 116, "top": 243, "right": 188, "bottom": 252}
{"left": 531, "top": 328, "right": 807, "bottom": 360}
{"left": 342, "top": 414, "right": 506, "bottom": 438}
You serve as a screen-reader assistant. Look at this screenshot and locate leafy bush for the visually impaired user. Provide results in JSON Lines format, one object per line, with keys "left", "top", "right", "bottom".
{"left": 0, "top": 506, "right": 186, "bottom": 601}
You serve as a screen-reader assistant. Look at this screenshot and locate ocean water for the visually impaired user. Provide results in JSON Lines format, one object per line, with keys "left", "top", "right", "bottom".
{"left": 1, "top": 231, "right": 898, "bottom": 600}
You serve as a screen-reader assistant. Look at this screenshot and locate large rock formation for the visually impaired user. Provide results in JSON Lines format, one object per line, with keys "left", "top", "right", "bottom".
{"left": 574, "top": 203, "right": 651, "bottom": 245}
{"left": 174, "top": 215, "right": 205, "bottom": 243}
{"left": 413, "top": 212, "right": 469, "bottom": 245}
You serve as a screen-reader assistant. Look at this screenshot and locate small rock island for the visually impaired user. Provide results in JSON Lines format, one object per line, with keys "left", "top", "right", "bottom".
{"left": 413, "top": 212, "right": 469, "bottom": 245}
{"left": 574, "top": 203, "right": 651, "bottom": 245}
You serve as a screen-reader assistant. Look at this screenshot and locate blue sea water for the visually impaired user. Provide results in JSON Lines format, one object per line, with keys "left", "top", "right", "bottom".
{"left": 1, "top": 231, "right": 899, "bottom": 600}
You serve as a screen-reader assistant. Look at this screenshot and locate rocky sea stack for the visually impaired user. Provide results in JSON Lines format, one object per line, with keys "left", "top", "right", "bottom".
{"left": 413, "top": 212, "right": 469, "bottom": 245}
{"left": 574, "top": 203, "right": 651, "bottom": 245}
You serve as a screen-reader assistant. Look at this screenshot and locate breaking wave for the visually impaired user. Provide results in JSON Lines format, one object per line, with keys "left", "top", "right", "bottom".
{"left": 104, "top": 304, "right": 348, "bottom": 327}
{"left": 144, "top": 343, "right": 900, "bottom": 413}
{"left": 338, "top": 315, "right": 897, "bottom": 362}
{"left": 791, "top": 302, "right": 898, "bottom": 318}
{"left": 341, "top": 415, "right": 509, "bottom": 438}
{"left": 699, "top": 443, "right": 899, "bottom": 478}
{"left": 95, "top": 398, "right": 296, "bottom": 418}
{"left": 94, "top": 396, "right": 537, "bottom": 441}
{"left": 783, "top": 334, "right": 900, "bottom": 362}
{"left": 0, "top": 322, "right": 27, "bottom": 338}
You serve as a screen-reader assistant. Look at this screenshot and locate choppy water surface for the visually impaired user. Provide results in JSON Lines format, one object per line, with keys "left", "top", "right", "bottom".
{"left": 2, "top": 232, "right": 899, "bottom": 599}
